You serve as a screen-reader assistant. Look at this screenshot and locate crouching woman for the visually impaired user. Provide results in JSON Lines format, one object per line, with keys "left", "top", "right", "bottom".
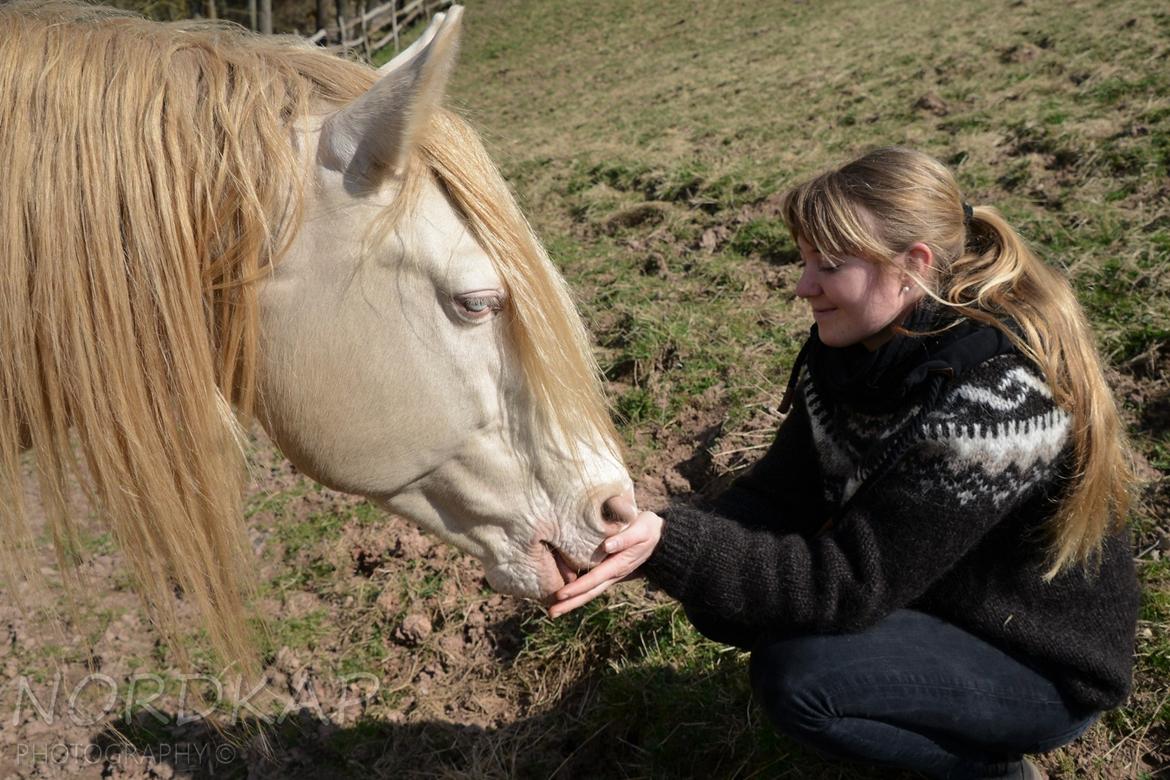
{"left": 552, "top": 147, "right": 1140, "bottom": 779}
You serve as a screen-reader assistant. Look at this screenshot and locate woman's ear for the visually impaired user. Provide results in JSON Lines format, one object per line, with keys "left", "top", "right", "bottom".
{"left": 905, "top": 242, "right": 935, "bottom": 277}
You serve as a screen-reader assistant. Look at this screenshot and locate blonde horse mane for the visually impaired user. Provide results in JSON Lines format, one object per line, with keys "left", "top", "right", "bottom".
{"left": 0, "top": 1, "right": 618, "bottom": 670}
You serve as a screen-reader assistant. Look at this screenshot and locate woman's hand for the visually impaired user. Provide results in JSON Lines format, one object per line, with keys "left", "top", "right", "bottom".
{"left": 548, "top": 496, "right": 664, "bottom": 618}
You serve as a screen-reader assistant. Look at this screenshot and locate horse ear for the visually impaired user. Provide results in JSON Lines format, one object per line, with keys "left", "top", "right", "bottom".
{"left": 318, "top": 6, "right": 463, "bottom": 188}
{"left": 375, "top": 11, "right": 446, "bottom": 76}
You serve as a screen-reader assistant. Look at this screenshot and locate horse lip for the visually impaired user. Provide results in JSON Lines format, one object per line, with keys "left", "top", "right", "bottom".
{"left": 541, "top": 540, "right": 587, "bottom": 580}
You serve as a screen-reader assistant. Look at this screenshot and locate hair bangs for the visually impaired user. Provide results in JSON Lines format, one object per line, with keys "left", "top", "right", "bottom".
{"left": 782, "top": 172, "right": 889, "bottom": 263}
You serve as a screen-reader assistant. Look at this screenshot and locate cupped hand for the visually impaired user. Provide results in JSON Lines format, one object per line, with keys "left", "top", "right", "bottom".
{"left": 548, "top": 495, "right": 664, "bottom": 618}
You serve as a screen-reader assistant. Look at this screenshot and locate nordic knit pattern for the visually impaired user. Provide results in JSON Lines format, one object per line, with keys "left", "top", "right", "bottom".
{"left": 643, "top": 353, "right": 1140, "bottom": 712}
{"left": 807, "top": 359, "right": 1072, "bottom": 511}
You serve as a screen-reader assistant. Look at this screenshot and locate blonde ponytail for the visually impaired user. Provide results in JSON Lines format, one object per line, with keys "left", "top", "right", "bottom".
{"left": 948, "top": 207, "right": 1133, "bottom": 577}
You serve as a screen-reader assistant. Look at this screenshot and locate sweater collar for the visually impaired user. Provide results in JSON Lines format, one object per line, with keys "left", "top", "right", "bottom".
{"left": 790, "top": 302, "right": 1018, "bottom": 414}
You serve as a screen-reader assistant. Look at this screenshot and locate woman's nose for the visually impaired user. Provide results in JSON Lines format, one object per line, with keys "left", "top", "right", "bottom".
{"left": 794, "top": 265, "right": 819, "bottom": 299}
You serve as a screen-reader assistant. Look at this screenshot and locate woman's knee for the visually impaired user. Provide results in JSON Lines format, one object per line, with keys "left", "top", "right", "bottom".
{"left": 749, "top": 634, "right": 838, "bottom": 734}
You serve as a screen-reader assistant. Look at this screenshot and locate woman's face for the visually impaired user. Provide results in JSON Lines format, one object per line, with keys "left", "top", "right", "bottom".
{"left": 794, "top": 236, "right": 917, "bottom": 350}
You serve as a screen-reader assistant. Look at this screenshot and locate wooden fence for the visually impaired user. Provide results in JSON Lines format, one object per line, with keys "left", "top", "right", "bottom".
{"left": 306, "top": 0, "right": 453, "bottom": 57}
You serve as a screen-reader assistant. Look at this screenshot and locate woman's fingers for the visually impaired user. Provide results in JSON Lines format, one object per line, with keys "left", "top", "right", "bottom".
{"left": 602, "top": 535, "right": 625, "bottom": 554}
{"left": 602, "top": 518, "right": 651, "bottom": 554}
{"left": 556, "top": 555, "right": 627, "bottom": 601}
{"left": 548, "top": 578, "right": 615, "bottom": 618}
{"left": 548, "top": 500, "right": 665, "bottom": 618}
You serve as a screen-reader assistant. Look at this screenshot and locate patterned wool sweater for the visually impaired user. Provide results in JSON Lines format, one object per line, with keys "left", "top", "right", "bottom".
{"left": 643, "top": 329, "right": 1140, "bottom": 712}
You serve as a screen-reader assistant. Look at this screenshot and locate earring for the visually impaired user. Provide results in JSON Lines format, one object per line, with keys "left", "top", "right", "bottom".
{"left": 901, "top": 284, "right": 910, "bottom": 293}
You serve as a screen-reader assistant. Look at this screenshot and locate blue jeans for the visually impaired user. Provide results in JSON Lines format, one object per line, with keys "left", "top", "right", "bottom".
{"left": 748, "top": 610, "right": 1098, "bottom": 779}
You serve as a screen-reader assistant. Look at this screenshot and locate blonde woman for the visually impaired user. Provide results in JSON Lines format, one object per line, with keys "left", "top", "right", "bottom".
{"left": 552, "top": 147, "right": 1140, "bottom": 779}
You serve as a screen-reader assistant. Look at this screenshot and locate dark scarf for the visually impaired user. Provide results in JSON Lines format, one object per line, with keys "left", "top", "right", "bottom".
{"left": 781, "top": 302, "right": 1019, "bottom": 416}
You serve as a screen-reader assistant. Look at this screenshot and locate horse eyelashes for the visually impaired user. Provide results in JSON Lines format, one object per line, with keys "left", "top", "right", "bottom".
{"left": 454, "top": 292, "right": 505, "bottom": 319}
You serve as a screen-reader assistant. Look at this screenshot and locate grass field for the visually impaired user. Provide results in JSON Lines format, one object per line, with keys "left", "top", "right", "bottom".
{"left": 3, "top": 0, "right": 1167, "bottom": 777}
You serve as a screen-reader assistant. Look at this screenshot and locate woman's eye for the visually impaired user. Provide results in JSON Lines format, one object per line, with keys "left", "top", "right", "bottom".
{"left": 818, "top": 264, "right": 839, "bottom": 273}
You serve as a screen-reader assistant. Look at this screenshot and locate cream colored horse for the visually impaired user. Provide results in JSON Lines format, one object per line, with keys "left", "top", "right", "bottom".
{"left": 0, "top": 2, "right": 628, "bottom": 667}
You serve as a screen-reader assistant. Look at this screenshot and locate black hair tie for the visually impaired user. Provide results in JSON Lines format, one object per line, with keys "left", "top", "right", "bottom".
{"left": 962, "top": 201, "right": 974, "bottom": 225}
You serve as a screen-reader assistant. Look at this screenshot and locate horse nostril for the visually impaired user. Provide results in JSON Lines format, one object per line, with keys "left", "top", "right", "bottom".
{"left": 590, "top": 491, "right": 629, "bottom": 533}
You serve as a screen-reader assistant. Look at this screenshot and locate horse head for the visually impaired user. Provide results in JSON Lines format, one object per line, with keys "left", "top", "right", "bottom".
{"left": 257, "top": 9, "right": 632, "bottom": 600}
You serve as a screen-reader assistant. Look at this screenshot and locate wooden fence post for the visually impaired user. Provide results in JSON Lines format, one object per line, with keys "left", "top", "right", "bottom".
{"left": 391, "top": 0, "right": 399, "bottom": 52}
{"left": 359, "top": 1, "right": 371, "bottom": 60}
{"left": 317, "top": 0, "right": 330, "bottom": 43}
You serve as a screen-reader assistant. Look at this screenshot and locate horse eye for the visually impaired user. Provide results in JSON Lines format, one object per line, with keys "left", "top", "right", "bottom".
{"left": 453, "top": 291, "right": 505, "bottom": 322}
{"left": 464, "top": 297, "right": 490, "bottom": 312}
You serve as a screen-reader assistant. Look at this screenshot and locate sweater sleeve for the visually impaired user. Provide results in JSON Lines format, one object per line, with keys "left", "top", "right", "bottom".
{"left": 708, "top": 396, "right": 826, "bottom": 531}
{"left": 642, "top": 384, "right": 1072, "bottom": 634}
{"left": 659, "top": 395, "right": 824, "bottom": 647}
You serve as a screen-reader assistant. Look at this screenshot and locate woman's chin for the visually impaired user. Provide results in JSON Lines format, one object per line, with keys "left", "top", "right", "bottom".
{"left": 815, "top": 330, "right": 852, "bottom": 348}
